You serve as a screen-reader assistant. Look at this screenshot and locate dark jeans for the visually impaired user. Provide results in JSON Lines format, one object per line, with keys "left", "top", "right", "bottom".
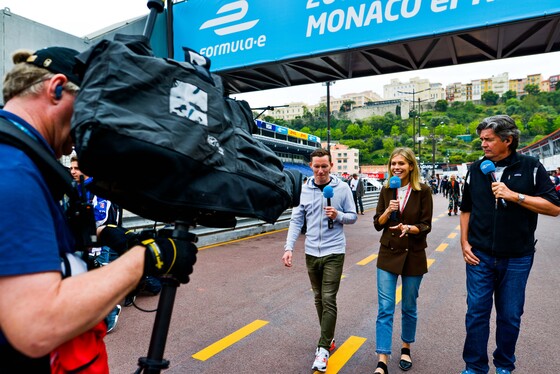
{"left": 352, "top": 191, "right": 364, "bottom": 213}
{"left": 463, "top": 249, "right": 534, "bottom": 373}
{"left": 306, "top": 253, "right": 345, "bottom": 349}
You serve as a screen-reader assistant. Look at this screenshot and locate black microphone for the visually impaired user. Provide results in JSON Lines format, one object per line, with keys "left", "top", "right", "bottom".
{"left": 480, "top": 160, "right": 507, "bottom": 208}
{"left": 389, "top": 176, "right": 401, "bottom": 220}
{"left": 323, "top": 185, "right": 334, "bottom": 229}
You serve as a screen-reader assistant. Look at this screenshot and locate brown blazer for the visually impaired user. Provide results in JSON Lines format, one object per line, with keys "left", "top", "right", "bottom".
{"left": 373, "top": 183, "right": 433, "bottom": 276}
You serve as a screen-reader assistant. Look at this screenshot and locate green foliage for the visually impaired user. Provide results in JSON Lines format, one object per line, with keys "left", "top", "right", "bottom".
{"left": 263, "top": 89, "right": 560, "bottom": 166}
{"left": 434, "top": 100, "right": 448, "bottom": 112}
{"left": 482, "top": 91, "right": 499, "bottom": 105}
{"left": 524, "top": 84, "right": 540, "bottom": 95}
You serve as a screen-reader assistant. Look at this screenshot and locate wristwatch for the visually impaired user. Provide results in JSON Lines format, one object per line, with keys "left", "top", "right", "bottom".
{"left": 517, "top": 193, "right": 526, "bottom": 204}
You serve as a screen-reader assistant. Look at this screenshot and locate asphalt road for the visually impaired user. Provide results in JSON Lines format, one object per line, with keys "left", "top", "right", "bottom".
{"left": 105, "top": 193, "right": 560, "bottom": 373}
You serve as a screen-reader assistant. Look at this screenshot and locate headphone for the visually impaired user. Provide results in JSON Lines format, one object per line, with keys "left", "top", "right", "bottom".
{"left": 55, "top": 85, "right": 63, "bottom": 100}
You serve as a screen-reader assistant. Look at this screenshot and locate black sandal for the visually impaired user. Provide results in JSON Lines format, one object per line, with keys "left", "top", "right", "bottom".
{"left": 399, "top": 347, "right": 412, "bottom": 371}
{"left": 374, "top": 361, "right": 388, "bottom": 374}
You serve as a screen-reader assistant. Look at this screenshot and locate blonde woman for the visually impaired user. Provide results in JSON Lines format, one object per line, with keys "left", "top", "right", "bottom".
{"left": 372, "top": 147, "right": 433, "bottom": 374}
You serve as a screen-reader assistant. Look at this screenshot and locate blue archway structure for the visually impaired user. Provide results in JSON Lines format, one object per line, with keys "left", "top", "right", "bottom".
{"left": 161, "top": 0, "right": 560, "bottom": 95}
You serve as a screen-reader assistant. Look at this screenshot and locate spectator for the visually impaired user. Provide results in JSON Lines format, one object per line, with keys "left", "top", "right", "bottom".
{"left": 70, "top": 156, "right": 122, "bottom": 333}
{"left": 0, "top": 46, "right": 196, "bottom": 372}
{"left": 459, "top": 115, "right": 560, "bottom": 374}
{"left": 441, "top": 175, "right": 449, "bottom": 197}
{"left": 448, "top": 174, "right": 461, "bottom": 216}
{"left": 372, "top": 147, "right": 433, "bottom": 374}
{"left": 349, "top": 173, "right": 365, "bottom": 215}
{"left": 282, "top": 148, "right": 357, "bottom": 373}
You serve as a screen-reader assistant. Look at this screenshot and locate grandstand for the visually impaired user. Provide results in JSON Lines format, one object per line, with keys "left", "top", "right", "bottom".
{"left": 254, "top": 119, "right": 317, "bottom": 176}
{"left": 518, "top": 128, "right": 560, "bottom": 172}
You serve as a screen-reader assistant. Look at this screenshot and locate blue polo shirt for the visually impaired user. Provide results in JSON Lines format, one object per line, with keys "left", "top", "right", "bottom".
{"left": 0, "top": 110, "right": 75, "bottom": 344}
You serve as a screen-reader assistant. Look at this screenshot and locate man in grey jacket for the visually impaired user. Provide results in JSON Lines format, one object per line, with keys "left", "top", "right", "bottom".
{"left": 282, "top": 148, "right": 358, "bottom": 373}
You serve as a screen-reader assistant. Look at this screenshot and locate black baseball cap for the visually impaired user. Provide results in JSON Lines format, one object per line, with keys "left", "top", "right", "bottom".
{"left": 26, "top": 46, "right": 82, "bottom": 86}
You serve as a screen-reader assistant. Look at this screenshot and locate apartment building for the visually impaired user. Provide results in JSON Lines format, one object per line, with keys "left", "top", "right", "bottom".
{"left": 384, "top": 77, "right": 433, "bottom": 103}
{"left": 325, "top": 143, "right": 360, "bottom": 175}
{"left": 319, "top": 90, "right": 383, "bottom": 111}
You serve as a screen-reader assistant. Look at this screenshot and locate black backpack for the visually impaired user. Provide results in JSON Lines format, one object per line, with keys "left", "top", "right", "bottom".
{"left": 72, "top": 34, "right": 300, "bottom": 228}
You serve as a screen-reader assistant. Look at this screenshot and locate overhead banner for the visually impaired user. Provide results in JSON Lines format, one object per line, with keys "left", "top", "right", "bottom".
{"left": 173, "top": 0, "right": 560, "bottom": 72}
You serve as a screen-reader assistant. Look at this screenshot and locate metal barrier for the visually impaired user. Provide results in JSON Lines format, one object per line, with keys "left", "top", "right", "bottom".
{"left": 122, "top": 191, "right": 380, "bottom": 247}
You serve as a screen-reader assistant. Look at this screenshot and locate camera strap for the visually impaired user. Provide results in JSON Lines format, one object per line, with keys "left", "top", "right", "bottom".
{"left": 0, "top": 117, "right": 96, "bottom": 250}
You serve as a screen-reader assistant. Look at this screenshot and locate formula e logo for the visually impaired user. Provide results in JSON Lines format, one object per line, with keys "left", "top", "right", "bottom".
{"left": 200, "top": 0, "right": 259, "bottom": 36}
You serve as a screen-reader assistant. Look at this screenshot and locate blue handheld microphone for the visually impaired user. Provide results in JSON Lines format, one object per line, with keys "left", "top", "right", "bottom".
{"left": 323, "top": 185, "right": 334, "bottom": 229}
{"left": 480, "top": 160, "right": 507, "bottom": 208}
{"left": 389, "top": 176, "right": 401, "bottom": 221}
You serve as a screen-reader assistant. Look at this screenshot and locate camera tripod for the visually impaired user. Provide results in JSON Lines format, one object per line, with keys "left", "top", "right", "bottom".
{"left": 134, "top": 220, "right": 197, "bottom": 374}
{"left": 134, "top": 2, "right": 194, "bottom": 372}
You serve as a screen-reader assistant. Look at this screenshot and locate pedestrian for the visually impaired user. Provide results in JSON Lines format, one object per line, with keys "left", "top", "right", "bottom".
{"left": 0, "top": 46, "right": 197, "bottom": 372}
{"left": 459, "top": 115, "right": 560, "bottom": 374}
{"left": 349, "top": 173, "right": 365, "bottom": 215}
{"left": 441, "top": 175, "right": 449, "bottom": 197}
{"left": 372, "top": 147, "right": 433, "bottom": 374}
{"left": 282, "top": 148, "right": 357, "bottom": 373}
{"left": 448, "top": 174, "right": 461, "bottom": 215}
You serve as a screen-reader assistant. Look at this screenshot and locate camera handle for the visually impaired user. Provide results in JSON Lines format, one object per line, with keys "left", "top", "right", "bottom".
{"left": 136, "top": 220, "right": 197, "bottom": 374}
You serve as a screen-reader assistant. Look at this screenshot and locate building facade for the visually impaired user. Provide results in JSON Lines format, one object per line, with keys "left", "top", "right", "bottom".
{"left": 324, "top": 143, "right": 360, "bottom": 175}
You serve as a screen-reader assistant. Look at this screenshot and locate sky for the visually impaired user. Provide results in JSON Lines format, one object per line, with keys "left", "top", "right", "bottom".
{"left": 3, "top": 0, "right": 560, "bottom": 109}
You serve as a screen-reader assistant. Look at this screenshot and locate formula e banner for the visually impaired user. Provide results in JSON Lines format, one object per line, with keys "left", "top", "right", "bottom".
{"left": 173, "top": 0, "right": 560, "bottom": 72}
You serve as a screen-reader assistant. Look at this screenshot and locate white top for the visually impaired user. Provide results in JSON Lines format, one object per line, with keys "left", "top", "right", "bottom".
{"left": 397, "top": 183, "right": 412, "bottom": 213}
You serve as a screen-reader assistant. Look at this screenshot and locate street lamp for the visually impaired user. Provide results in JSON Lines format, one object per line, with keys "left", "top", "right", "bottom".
{"left": 322, "top": 81, "right": 336, "bottom": 152}
{"left": 396, "top": 88, "right": 431, "bottom": 150}
{"left": 431, "top": 121, "right": 445, "bottom": 177}
{"left": 417, "top": 123, "right": 425, "bottom": 171}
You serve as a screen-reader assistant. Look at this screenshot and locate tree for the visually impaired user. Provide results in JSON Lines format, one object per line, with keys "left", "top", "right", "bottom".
{"left": 501, "top": 90, "right": 518, "bottom": 102}
{"left": 344, "top": 124, "right": 362, "bottom": 139}
{"left": 481, "top": 91, "right": 499, "bottom": 105}
{"left": 524, "top": 84, "right": 540, "bottom": 96}
{"left": 339, "top": 100, "right": 355, "bottom": 112}
{"left": 434, "top": 100, "right": 448, "bottom": 112}
{"left": 526, "top": 113, "right": 548, "bottom": 135}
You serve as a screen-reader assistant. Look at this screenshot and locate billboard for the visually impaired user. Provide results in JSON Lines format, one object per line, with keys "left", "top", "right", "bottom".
{"left": 173, "top": 0, "right": 560, "bottom": 72}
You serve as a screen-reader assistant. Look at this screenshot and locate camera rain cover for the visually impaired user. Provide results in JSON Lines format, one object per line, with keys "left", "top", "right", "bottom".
{"left": 71, "top": 34, "right": 300, "bottom": 227}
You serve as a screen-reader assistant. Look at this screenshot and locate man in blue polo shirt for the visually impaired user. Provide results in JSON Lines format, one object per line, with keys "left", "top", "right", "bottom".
{"left": 0, "top": 46, "right": 197, "bottom": 372}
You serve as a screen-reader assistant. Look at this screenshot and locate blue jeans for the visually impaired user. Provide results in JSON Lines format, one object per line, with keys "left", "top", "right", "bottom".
{"left": 376, "top": 268, "right": 423, "bottom": 355}
{"left": 306, "top": 253, "right": 345, "bottom": 349}
{"left": 463, "top": 250, "right": 534, "bottom": 374}
{"left": 97, "top": 246, "right": 118, "bottom": 265}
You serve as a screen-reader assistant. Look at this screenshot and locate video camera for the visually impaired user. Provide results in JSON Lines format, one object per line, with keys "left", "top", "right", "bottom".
{"left": 71, "top": 34, "right": 301, "bottom": 228}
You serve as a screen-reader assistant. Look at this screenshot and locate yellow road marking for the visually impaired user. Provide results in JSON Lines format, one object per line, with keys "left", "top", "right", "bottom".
{"left": 313, "top": 336, "right": 367, "bottom": 374}
{"left": 357, "top": 253, "right": 378, "bottom": 265}
{"left": 455, "top": 225, "right": 460, "bottom": 230}
{"left": 199, "top": 229, "right": 287, "bottom": 251}
{"left": 192, "top": 320, "right": 269, "bottom": 361}
{"left": 433, "top": 218, "right": 439, "bottom": 222}
{"left": 427, "top": 258, "right": 435, "bottom": 268}
{"left": 448, "top": 232, "right": 457, "bottom": 239}
{"left": 436, "top": 243, "right": 448, "bottom": 252}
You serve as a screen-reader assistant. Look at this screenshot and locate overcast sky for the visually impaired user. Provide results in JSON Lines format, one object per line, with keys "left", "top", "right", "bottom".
{"left": 3, "top": 0, "right": 560, "bottom": 109}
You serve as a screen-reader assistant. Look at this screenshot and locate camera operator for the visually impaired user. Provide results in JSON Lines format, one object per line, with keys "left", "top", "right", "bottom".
{"left": 0, "top": 47, "right": 197, "bottom": 372}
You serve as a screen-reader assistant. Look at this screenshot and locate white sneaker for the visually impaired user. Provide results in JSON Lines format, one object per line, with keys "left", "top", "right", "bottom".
{"left": 312, "top": 347, "right": 329, "bottom": 372}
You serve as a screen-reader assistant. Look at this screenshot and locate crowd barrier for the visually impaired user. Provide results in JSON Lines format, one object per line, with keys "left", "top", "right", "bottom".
{"left": 122, "top": 191, "right": 380, "bottom": 247}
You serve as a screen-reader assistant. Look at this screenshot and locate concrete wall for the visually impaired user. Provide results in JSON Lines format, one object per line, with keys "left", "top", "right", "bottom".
{"left": 1, "top": 7, "right": 168, "bottom": 105}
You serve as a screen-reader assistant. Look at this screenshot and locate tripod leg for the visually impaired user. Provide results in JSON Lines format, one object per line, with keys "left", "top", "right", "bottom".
{"left": 137, "top": 278, "right": 178, "bottom": 373}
